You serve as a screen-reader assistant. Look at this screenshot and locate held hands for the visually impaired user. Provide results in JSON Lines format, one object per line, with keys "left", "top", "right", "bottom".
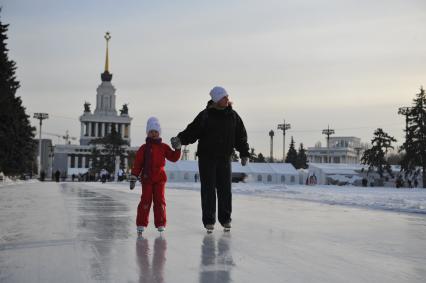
{"left": 241, "top": 157, "right": 248, "bottom": 166}
{"left": 129, "top": 175, "right": 138, "bottom": 190}
{"left": 170, "top": 136, "right": 182, "bottom": 150}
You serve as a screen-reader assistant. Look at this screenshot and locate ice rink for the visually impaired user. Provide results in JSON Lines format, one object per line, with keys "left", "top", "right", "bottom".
{"left": 1, "top": 182, "right": 425, "bottom": 282}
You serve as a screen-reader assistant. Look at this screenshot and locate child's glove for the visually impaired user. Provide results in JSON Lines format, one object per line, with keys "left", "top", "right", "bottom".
{"left": 170, "top": 136, "right": 182, "bottom": 150}
{"left": 241, "top": 157, "right": 248, "bottom": 166}
{"left": 129, "top": 175, "right": 138, "bottom": 190}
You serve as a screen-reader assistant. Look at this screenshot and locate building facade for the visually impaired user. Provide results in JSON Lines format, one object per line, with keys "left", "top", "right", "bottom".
{"left": 307, "top": 136, "right": 363, "bottom": 164}
{"left": 52, "top": 33, "right": 133, "bottom": 178}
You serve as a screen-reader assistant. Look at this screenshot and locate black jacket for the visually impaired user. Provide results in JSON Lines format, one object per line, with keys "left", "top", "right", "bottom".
{"left": 178, "top": 101, "right": 250, "bottom": 158}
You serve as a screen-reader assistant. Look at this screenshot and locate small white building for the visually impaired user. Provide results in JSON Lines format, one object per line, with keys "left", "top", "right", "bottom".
{"left": 244, "top": 163, "right": 298, "bottom": 184}
{"left": 165, "top": 160, "right": 299, "bottom": 185}
{"left": 307, "top": 163, "right": 366, "bottom": 185}
{"left": 307, "top": 136, "right": 363, "bottom": 164}
{"left": 165, "top": 160, "right": 200, "bottom": 182}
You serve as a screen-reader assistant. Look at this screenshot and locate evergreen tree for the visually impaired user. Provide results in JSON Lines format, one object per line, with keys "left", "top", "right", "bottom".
{"left": 361, "top": 128, "right": 396, "bottom": 179}
{"left": 285, "top": 136, "right": 298, "bottom": 168}
{"left": 296, "top": 143, "right": 308, "bottom": 169}
{"left": 387, "top": 152, "right": 404, "bottom": 165}
{"left": 0, "top": 12, "right": 36, "bottom": 175}
{"left": 249, "top": 148, "right": 257, "bottom": 162}
{"left": 257, "top": 153, "right": 266, "bottom": 163}
{"left": 89, "top": 127, "right": 129, "bottom": 174}
{"left": 399, "top": 87, "right": 426, "bottom": 188}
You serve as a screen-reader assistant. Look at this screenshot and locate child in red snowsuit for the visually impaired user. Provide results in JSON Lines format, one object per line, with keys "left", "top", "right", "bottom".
{"left": 130, "top": 117, "right": 181, "bottom": 235}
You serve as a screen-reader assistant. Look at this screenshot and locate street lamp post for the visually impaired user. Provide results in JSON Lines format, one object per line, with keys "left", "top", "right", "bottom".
{"left": 48, "top": 145, "right": 55, "bottom": 180}
{"left": 322, "top": 125, "right": 335, "bottom": 163}
{"left": 33, "top": 113, "right": 49, "bottom": 176}
{"left": 269, "top": 130, "right": 274, "bottom": 162}
{"left": 277, "top": 119, "right": 291, "bottom": 162}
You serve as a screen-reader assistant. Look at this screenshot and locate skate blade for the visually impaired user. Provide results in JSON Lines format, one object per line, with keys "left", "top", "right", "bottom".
{"left": 223, "top": 228, "right": 231, "bottom": 232}
{"left": 206, "top": 229, "right": 213, "bottom": 234}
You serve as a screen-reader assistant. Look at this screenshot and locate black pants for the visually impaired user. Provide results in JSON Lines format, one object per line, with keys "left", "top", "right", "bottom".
{"left": 198, "top": 156, "right": 232, "bottom": 226}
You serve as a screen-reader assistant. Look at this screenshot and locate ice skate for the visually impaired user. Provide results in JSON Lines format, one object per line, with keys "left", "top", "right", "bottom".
{"left": 157, "top": 226, "right": 165, "bottom": 233}
{"left": 205, "top": 224, "right": 214, "bottom": 234}
{"left": 223, "top": 222, "right": 231, "bottom": 232}
{"left": 137, "top": 226, "right": 145, "bottom": 238}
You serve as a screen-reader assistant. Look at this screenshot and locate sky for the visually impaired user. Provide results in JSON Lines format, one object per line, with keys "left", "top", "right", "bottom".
{"left": 2, "top": 0, "right": 426, "bottom": 158}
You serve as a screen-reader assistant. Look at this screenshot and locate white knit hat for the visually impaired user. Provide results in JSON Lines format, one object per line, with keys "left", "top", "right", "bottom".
{"left": 146, "top": 117, "right": 161, "bottom": 135}
{"left": 209, "top": 86, "right": 228, "bottom": 103}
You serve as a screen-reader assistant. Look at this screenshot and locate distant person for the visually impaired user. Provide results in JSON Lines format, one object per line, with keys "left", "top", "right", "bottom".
{"left": 129, "top": 117, "right": 181, "bottom": 237}
{"left": 40, "top": 171, "right": 45, "bottom": 181}
{"left": 194, "top": 173, "right": 198, "bottom": 183}
{"left": 118, "top": 168, "right": 124, "bottom": 181}
{"left": 55, "top": 170, "right": 60, "bottom": 182}
{"left": 171, "top": 86, "right": 250, "bottom": 233}
{"left": 100, "top": 169, "right": 107, "bottom": 183}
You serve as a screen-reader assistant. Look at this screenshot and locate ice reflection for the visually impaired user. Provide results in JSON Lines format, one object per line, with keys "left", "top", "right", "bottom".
{"left": 63, "top": 185, "right": 131, "bottom": 281}
{"left": 136, "top": 236, "right": 167, "bottom": 283}
{"left": 199, "top": 233, "right": 234, "bottom": 283}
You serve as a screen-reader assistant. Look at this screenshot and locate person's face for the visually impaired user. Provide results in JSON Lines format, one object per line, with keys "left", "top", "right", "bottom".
{"left": 217, "top": 95, "right": 229, "bottom": 108}
{"left": 148, "top": 130, "right": 160, "bottom": 139}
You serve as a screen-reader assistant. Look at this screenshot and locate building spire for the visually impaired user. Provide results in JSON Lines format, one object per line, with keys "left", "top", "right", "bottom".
{"left": 101, "top": 32, "right": 112, "bottom": 82}
{"left": 104, "top": 32, "right": 111, "bottom": 72}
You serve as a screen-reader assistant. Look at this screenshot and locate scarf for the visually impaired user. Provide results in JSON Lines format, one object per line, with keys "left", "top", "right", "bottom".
{"left": 142, "top": 137, "right": 162, "bottom": 179}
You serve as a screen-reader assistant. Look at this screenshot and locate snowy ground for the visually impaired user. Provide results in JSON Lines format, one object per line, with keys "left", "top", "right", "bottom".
{"left": 1, "top": 181, "right": 426, "bottom": 282}
{"left": 166, "top": 182, "right": 426, "bottom": 214}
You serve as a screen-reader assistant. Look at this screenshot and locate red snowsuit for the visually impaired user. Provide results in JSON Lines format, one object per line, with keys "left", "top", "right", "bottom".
{"left": 131, "top": 140, "right": 181, "bottom": 228}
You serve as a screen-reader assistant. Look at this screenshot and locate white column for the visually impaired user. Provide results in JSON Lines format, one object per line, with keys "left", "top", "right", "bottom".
{"left": 120, "top": 123, "right": 124, "bottom": 138}
{"left": 82, "top": 156, "right": 86, "bottom": 168}
{"left": 101, "top": 122, "right": 104, "bottom": 137}
{"left": 80, "top": 122, "right": 84, "bottom": 137}
{"left": 67, "top": 155, "right": 72, "bottom": 168}
{"left": 95, "top": 123, "right": 98, "bottom": 137}
{"left": 88, "top": 122, "right": 92, "bottom": 137}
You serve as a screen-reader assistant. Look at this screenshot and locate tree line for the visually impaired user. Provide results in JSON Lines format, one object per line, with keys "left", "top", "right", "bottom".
{"left": 361, "top": 87, "right": 426, "bottom": 188}
{"left": 0, "top": 12, "right": 36, "bottom": 176}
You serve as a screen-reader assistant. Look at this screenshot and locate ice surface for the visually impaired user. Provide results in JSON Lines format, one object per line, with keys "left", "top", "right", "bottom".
{"left": 1, "top": 181, "right": 426, "bottom": 282}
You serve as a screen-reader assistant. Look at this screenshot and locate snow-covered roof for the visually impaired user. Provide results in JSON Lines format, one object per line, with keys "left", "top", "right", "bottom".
{"left": 231, "top": 162, "right": 249, "bottom": 173}
{"left": 268, "top": 163, "right": 299, "bottom": 174}
{"left": 238, "top": 162, "right": 298, "bottom": 175}
{"left": 176, "top": 160, "right": 199, "bottom": 172}
{"left": 166, "top": 160, "right": 298, "bottom": 175}
{"left": 308, "top": 163, "right": 366, "bottom": 175}
{"left": 165, "top": 160, "right": 199, "bottom": 172}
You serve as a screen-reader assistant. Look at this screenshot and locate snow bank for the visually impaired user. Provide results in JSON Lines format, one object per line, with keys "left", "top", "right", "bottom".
{"left": 80, "top": 181, "right": 426, "bottom": 215}
{"left": 165, "top": 182, "right": 426, "bottom": 214}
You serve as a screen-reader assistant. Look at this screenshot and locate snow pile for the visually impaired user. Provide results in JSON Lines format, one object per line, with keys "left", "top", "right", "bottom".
{"left": 165, "top": 182, "right": 426, "bottom": 214}
{"left": 0, "top": 177, "right": 39, "bottom": 187}
{"left": 78, "top": 181, "right": 426, "bottom": 214}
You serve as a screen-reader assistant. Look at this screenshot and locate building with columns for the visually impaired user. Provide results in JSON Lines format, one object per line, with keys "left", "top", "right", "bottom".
{"left": 307, "top": 136, "right": 363, "bottom": 164}
{"left": 52, "top": 33, "right": 133, "bottom": 178}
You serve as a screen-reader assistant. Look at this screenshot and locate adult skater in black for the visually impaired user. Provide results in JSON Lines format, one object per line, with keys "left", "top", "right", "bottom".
{"left": 171, "top": 86, "right": 250, "bottom": 233}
